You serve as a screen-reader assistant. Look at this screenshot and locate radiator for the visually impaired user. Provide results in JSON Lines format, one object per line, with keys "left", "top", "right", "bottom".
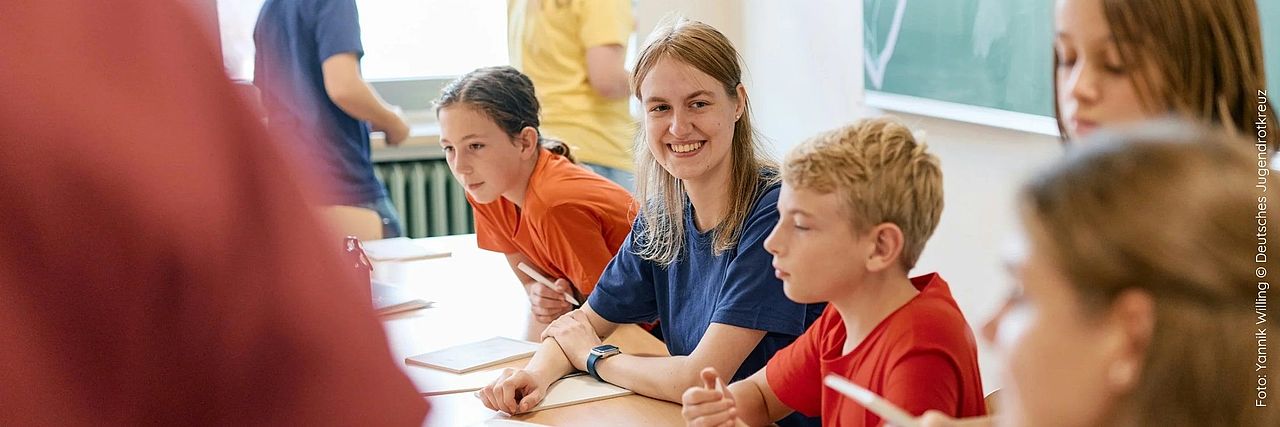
{"left": 374, "top": 160, "right": 474, "bottom": 238}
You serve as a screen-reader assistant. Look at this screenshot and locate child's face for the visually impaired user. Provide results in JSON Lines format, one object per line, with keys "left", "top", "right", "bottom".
{"left": 639, "top": 57, "right": 745, "bottom": 186}
{"left": 1055, "top": 0, "right": 1160, "bottom": 140}
{"left": 764, "top": 184, "right": 873, "bottom": 304}
{"left": 984, "top": 220, "right": 1137, "bottom": 427}
{"left": 438, "top": 105, "right": 533, "bottom": 204}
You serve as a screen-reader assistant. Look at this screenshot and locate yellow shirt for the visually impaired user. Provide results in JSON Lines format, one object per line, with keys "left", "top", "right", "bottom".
{"left": 508, "top": 0, "right": 635, "bottom": 171}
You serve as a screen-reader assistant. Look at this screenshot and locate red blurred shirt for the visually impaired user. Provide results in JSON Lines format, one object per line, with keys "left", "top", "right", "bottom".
{"left": 0, "top": 1, "right": 427, "bottom": 425}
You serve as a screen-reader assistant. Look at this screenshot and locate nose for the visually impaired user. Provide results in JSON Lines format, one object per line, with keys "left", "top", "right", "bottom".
{"left": 1064, "top": 60, "right": 1099, "bottom": 106}
{"left": 450, "top": 150, "right": 472, "bottom": 175}
{"left": 668, "top": 109, "right": 693, "bottom": 139}
{"left": 980, "top": 300, "right": 1011, "bottom": 345}
{"left": 763, "top": 222, "right": 784, "bottom": 256}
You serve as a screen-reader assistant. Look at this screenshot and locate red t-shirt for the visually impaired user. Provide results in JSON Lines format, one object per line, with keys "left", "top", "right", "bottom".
{"left": 766, "top": 274, "right": 986, "bottom": 426}
{"left": 471, "top": 150, "right": 636, "bottom": 295}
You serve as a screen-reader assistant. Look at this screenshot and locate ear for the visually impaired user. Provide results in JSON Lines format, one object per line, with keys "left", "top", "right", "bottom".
{"left": 864, "top": 223, "right": 905, "bottom": 273}
{"left": 517, "top": 126, "right": 539, "bottom": 159}
{"left": 1101, "top": 289, "right": 1155, "bottom": 393}
{"left": 733, "top": 83, "right": 747, "bottom": 121}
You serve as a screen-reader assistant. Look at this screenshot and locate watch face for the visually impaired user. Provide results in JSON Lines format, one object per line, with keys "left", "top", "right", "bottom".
{"left": 592, "top": 344, "right": 620, "bottom": 356}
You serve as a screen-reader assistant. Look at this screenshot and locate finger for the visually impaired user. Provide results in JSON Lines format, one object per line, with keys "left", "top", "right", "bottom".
{"left": 530, "top": 288, "right": 568, "bottom": 306}
{"left": 498, "top": 378, "right": 521, "bottom": 414}
{"left": 717, "top": 377, "right": 734, "bottom": 403}
{"left": 701, "top": 367, "right": 721, "bottom": 389}
{"left": 917, "top": 410, "right": 953, "bottom": 427}
{"left": 552, "top": 278, "right": 574, "bottom": 294}
{"left": 532, "top": 298, "right": 572, "bottom": 313}
{"left": 479, "top": 383, "right": 499, "bottom": 411}
{"left": 516, "top": 385, "right": 545, "bottom": 413}
{"left": 690, "top": 406, "right": 737, "bottom": 427}
{"left": 682, "top": 386, "right": 724, "bottom": 405}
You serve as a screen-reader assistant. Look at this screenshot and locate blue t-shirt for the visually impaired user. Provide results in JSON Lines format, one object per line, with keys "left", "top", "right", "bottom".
{"left": 589, "top": 177, "right": 825, "bottom": 426}
{"left": 254, "top": 0, "right": 385, "bottom": 204}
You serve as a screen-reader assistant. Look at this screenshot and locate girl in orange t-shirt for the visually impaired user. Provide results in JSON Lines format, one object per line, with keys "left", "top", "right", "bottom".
{"left": 435, "top": 66, "right": 636, "bottom": 323}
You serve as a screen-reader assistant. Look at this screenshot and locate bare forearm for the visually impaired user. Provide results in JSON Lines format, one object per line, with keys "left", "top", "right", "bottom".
{"left": 594, "top": 353, "right": 702, "bottom": 402}
{"left": 524, "top": 338, "right": 577, "bottom": 384}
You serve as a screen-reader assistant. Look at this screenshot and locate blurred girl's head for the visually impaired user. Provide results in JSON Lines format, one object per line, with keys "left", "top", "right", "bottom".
{"left": 989, "top": 122, "right": 1268, "bottom": 427}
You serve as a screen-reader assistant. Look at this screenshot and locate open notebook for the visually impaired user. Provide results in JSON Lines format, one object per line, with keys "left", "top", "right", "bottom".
{"left": 520, "top": 373, "right": 633, "bottom": 413}
{"left": 372, "top": 280, "right": 431, "bottom": 315}
{"left": 361, "top": 237, "right": 451, "bottom": 262}
{"left": 406, "top": 337, "right": 539, "bottom": 374}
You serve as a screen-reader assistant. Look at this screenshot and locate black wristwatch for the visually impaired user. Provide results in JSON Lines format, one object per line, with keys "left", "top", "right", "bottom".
{"left": 586, "top": 344, "right": 622, "bottom": 382}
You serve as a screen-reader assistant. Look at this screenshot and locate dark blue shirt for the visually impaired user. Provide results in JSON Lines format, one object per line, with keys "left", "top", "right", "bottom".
{"left": 254, "top": 0, "right": 384, "bottom": 204}
{"left": 588, "top": 177, "right": 824, "bottom": 426}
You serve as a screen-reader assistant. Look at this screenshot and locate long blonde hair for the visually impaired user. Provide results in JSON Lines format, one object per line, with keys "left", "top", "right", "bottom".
{"left": 1021, "top": 121, "right": 1273, "bottom": 426}
{"left": 630, "top": 18, "right": 778, "bottom": 265}
{"left": 1053, "top": 0, "right": 1277, "bottom": 151}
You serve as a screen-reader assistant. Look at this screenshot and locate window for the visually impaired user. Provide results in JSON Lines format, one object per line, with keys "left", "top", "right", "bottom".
{"left": 217, "top": 0, "right": 508, "bottom": 82}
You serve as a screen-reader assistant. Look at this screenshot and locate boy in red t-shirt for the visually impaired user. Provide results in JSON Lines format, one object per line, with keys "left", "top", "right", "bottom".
{"left": 680, "top": 118, "right": 987, "bottom": 426}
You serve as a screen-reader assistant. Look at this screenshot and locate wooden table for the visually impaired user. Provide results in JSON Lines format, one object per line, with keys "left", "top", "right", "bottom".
{"left": 373, "top": 235, "right": 683, "bottom": 427}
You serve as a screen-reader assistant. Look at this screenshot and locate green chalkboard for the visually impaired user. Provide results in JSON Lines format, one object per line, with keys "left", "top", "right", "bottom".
{"left": 865, "top": 0, "right": 1279, "bottom": 119}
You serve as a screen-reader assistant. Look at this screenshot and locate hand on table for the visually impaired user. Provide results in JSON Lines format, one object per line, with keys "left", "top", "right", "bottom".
{"left": 541, "top": 310, "right": 602, "bottom": 371}
{"left": 476, "top": 367, "right": 554, "bottom": 415}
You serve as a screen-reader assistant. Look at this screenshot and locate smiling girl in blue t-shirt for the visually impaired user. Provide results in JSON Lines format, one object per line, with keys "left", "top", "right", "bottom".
{"left": 476, "top": 18, "right": 823, "bottom": 427}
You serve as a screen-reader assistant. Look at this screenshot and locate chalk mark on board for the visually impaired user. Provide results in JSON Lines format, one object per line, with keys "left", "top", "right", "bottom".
{"left": 864, "top": 0, "right": 908, "bottom": 89}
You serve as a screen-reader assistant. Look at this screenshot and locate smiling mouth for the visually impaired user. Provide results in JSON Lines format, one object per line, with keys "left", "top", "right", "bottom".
{"left": 669, "top": 141, "right": 705, "bottom": 153}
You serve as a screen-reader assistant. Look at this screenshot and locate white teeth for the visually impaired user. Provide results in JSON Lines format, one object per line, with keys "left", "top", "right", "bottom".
{"left": 671, "top": 142, "right": 703, "bottom": 153}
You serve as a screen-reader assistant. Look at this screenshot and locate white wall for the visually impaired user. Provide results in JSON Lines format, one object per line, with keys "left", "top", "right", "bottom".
{"left": 634, "top": 1, "right": 1064, "bottom": 390}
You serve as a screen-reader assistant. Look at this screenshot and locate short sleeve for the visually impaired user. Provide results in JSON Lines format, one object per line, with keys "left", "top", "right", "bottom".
{"left": 471, "top": 198, "right": 519, "bottom": 254}
{"left": 882, "top": 351, "right": 963, "bottom": 418}
{"left": 577, "top": 0, "right": 633, "bottom": 48}
{"left": 585, "top": 218, "right": 658, "bottom": 324}
{"left": 536, "top": 203, "right": 616, "bottom": 295}
{"left": 710, "top": 186, "right": 812, "bottom": 335}
{"left": 765, "top": 307, "right": 835, "bottom": 417}
{"left": 314, "top": 0, "right": 364, "bottom": 62}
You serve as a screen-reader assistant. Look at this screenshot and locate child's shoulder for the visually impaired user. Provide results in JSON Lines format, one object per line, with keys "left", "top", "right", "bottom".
{"left": 882, "top": 275, "right": 976, "bottom": 351}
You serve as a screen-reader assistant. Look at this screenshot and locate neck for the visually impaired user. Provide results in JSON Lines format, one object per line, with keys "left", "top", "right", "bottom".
{"left": 504, "top": 149, "right": 541, "bottom": 208}
{"left": 683, "top": 161, "right": 734, "bottom": 232}
{"left": 830, "top": 269, "right": 919, "bottom": 355}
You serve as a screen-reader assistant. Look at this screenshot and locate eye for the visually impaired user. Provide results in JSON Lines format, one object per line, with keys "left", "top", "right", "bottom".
{"left": 792, "top": 220, "right": 809, "bottom": 231}
{"left": 468, "top": 143, "right": 484, "bottom": 151}
{"left": 690, "top": 100, "right": 710, "bottom": 109}
{"left": 648, "top": 104, "right": 671, "bottom": 113}
{"left": 442, "top": 146, "right": 454, "bottom": 153}
{"left": 1056, "top": 51, "right": 1077, "bottom": 69}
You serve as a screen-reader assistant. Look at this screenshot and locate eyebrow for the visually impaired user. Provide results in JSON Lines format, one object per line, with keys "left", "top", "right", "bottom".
{"left": 440, "top": 134, "right": 482, "bottom": 144}
{"left": 644, "top": 90, "right": 715, "bottom": 104}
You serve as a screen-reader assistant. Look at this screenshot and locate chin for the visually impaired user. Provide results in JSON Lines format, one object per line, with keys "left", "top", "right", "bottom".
{"left": 468, "top": 192, "right": 499, "bottom": 204}
{"left": 781, "top": 282, "right": 816, "bottom": 304}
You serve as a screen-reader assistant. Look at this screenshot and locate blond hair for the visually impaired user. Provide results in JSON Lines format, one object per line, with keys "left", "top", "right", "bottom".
{"left": 782, "top": 117, "right": 943, "bottom": 270}
{"left": 1021, "top": 121, "right": 1272, "bottom": 426}
{"left": 630, "top": 18, "right": 778, "bottom": 265}
{"left": 1054, "top": 0, "right": 1277, "bottom": 151}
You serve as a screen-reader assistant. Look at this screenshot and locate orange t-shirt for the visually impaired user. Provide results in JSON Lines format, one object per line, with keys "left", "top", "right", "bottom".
{"left": 470, "top": 150, "right": 636, "bottom": 295}
{"left": 765, "top": 274, "right": 987, "bottom": 426}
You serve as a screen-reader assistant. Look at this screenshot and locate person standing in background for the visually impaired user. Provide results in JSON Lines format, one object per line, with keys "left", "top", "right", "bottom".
{"left": 255, "top": 0, "right": 411, "bottom": 237}
{"left": 508, "top": 0, "right": 637, "bottom": 192}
